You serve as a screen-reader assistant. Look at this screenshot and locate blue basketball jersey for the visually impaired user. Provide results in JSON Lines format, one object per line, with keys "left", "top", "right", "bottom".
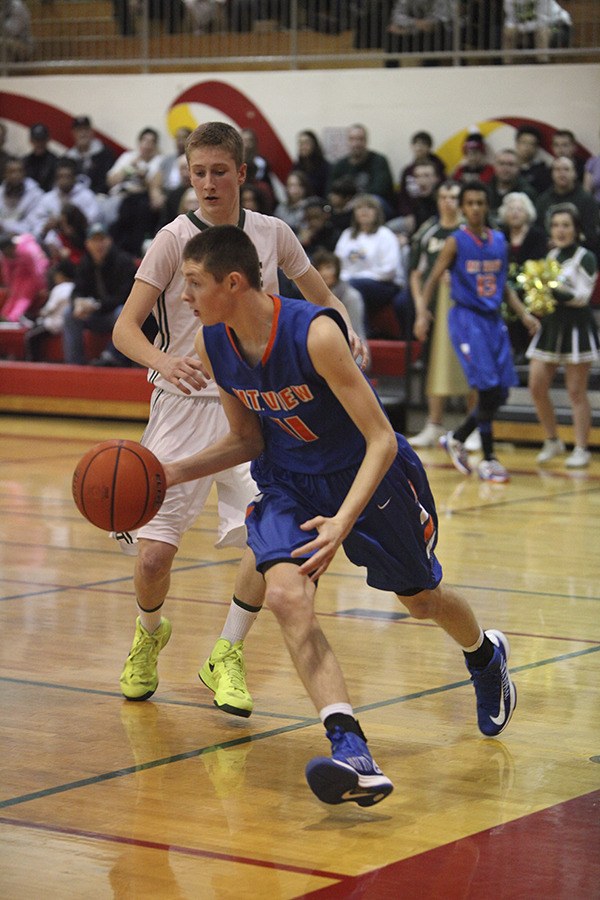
{"left": 450, "top": 226, "right": 508, "bottom": 313}
{"left": 203, "top": 297, "right": 369, "bottom": 474}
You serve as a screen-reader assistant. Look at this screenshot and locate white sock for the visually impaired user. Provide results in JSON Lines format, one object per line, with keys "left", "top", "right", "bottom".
{"left": 220, "top": 597, "right": 261, "bottom": 645}
{"left": 319, "top": 702, "right": 354, "bottom": 724}
{"left": 137, "top": 605, "right": 163, "bottom": 634}
{"left": 461, "top": 629, "right": 484, "bottom": 654}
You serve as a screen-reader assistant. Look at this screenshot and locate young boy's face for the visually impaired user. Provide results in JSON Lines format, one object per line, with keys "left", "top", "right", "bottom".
{"left": 181, "top": 260, "right": 228, "bottom": 326}
{"left": 317, "top": 262, "right": 337, "bottom": 289}
{"left": 460, "top": 190, "right": 488, "bottom": 228}
{"left": 187, "top": 146, "right": 246, "bottom": 224}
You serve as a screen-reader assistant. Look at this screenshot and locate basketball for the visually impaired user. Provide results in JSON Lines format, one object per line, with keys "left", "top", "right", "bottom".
{"left": 72, "top": 439, "right": 166, "bottom": 532}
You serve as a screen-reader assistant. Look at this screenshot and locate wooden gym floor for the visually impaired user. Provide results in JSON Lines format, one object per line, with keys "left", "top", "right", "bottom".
{"left": 1, "top": 413, "right": 599, "bottom": 898}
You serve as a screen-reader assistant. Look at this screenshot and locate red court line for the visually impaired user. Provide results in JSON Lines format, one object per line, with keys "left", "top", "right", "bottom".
{"left": 0, "top": 815, "right": 348, "bottom": 883}
{"left": 301, "top": 789, "right": 600, "bottom": 898}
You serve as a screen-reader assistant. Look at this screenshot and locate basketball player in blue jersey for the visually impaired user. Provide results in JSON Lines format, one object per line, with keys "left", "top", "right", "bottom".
{"left": 163, "top": 224, "right": 518, "bottom": 808}
{"left": 421, "top": 181, "right": 540, "bottom": 482}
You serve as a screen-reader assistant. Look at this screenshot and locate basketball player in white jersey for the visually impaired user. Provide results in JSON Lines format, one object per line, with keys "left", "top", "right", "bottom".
{"left": 112, "top": 121, "right": 366, "bottom": 714}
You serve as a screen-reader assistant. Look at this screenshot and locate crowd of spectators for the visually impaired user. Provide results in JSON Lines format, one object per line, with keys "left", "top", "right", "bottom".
{"left": 0, "top": 117, "right": 599, "bottom": 367}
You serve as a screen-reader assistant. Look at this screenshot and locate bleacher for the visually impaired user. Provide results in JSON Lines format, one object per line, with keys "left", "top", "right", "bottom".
{"left": 12, "top": 0, "right": 600, "bottom": 74}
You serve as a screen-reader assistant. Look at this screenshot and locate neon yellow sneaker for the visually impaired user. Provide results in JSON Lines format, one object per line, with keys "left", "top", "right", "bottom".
{"left": 199, "top": 638, "right": 253, "bottom": 718}
{"left": 120, "top": 617, "right": 172, "bottom": 701}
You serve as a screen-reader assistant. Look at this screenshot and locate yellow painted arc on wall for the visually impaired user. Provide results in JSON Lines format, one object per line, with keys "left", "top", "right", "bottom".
{"left": 167, "top": 104, "right": 199, "bottom": 136}
{"left": 436, "top": 120, "right": 505, "bottom": 172}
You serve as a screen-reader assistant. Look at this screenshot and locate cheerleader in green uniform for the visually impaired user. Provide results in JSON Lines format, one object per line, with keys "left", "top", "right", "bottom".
{"left": 527, "top": 203, "right": 599, "bottom": 468}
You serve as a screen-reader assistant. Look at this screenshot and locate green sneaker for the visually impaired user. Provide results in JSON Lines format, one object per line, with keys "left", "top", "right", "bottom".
{"left": 120, "top": 617, "right": 172, "bottom": 701}
{"left": 199, "top": 638, "right": 253, "bottom": 718}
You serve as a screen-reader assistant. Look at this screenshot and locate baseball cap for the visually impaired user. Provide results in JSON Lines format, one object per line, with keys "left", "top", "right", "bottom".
{"left": 87, "top": 223, "right": 108, "bottom": 239}
{"left": 464, "top": 132, "right": 485, "bottom": 150}
{"left": 30, "top": 123, "right": 50, "bottom": 140}
{"left": 72, "top": 115, "right": 92, "bottom": 129}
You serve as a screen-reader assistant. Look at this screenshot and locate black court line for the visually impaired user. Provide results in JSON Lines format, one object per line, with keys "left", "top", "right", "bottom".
{"left": 1, "top": 643, "right": 599, "bottom": 811}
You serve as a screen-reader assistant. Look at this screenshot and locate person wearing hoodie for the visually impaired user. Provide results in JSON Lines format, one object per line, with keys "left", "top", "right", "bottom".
{"left": 28, "top": 157, "right": 100, "bottom": 245}
{"left": 65, "top": 116, "right": 116, "bottom": 195}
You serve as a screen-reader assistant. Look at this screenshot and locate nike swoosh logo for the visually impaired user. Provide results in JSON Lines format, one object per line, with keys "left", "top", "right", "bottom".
{"left": 341, "top": 788, "right": 377, "bottom": 800}
{"left": 208, "top": 662, "right": 215, "bottom": 672}
{"left": 490, "top": 707, "right": 506, "bottom": 726}
{"left": 377, "top": 498, "right": 391, "bottom": 510}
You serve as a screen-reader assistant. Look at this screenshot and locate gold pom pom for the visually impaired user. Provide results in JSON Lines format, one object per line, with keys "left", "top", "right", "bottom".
{"left": 516, "top": 259, "right": 561, "bottom": 317}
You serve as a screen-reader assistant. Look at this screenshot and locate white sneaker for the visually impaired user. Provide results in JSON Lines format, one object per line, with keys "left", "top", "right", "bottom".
{"left": 536, "top": 438, "right": 566, "bottom": 464}
{"left": 464, "top": 430, "right": 482, "bottom": 452}
{"left": 477, "top": 458, "right": 510, "bottom": 483}
{"left": 565, "top": 446, "right": 591, "bottom": 468}
{"left": 408, "top": 422, "right": 445, "bottom": 448}
{"left": 440, "top": 431, "right": 472, "bottom": 475}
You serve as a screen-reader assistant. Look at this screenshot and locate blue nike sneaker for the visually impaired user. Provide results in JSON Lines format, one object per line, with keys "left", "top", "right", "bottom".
{"left": 467, "top": 629, "right": 517, "bottom": 737}
{"left": 305, "top": 727, "right": 393, "bottom": 807}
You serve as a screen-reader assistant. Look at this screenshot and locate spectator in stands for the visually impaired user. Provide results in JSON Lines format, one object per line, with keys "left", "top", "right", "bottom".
{"left": 240, "top": 183, "right": 270, "bottom": 214}
{"left": 536, "top": 157, "right": 600, "bottom": 257}
{"left": 397, "top": 131, "right": 446, "bottom": 214}
{"left": 487, "top": 148, "right": 536, "bottom": 225}
{"left": 497, "top": 191, "right": 548, "bottom": 361}
{"left": 385, "top": 0, "right": 455, "bottom": 67}
{"left": 0, "top": 0, "right": 33, "bottom": 61}
{"left": 241, "top": 128, "right": 278, "bottom": 210}
{"left": 583, "top": 129, "right": 600, "bottom": 204}
{"left": 327, "top": 176, "right": 357, "bottom": 234}
{"left": 297, "top": 199, "right": 341, "bottom": 256}
{"left": 503, "top": 0, "right": 572, "bottom": 64}
{"left": 0, "top": 233, "right": 50, "bottom": 322}
{"left": 65, "top": 115, "right": 116, "bottom": 195}
{"left": 452, "top": 131, "right": 494, "bottom": 185}
{"left": 335, "top": 193, "right": 404, "bottom": 337}
{"left": 328, "top": 124, "right": 395, "bottom": 214}
{"left": 24, "top": 258, "right": 76, "bottom": 361}
{"left": 22, "top": 123, "right": 58, "bottom": 193}
{"left": 30, "top": 157, "right": 100, "bottom": 246}
{"left": 393, "top": 160, "right": 440, "bottom": 236}
{"left": 158, "top": 154, "right": 192, "bottom": 227}
{"left": 62, "top": 223, "right": 138, "bottom": 366}
{"left": 42, "top": 202, "right": 89, "bottom": 266}
{"left": 312, "top": 248, "right": 366, "bottom": 340}
{"left": 150, "top": 126, "right": 192, "bottom": 217}
{"left": 288, "top": 129, "right": 331, "bottom": 199}
{"left": 0, "top": 156, "right": 43, "bottom": 237}
{"left": 551, "top": 128, "right": 585, "bottom": 183}
{"left": 409, "top": 179, "right": 473, "bottom": 448}
{"left": 514, "top": 124, "right": 551, "bottom": 197}
{"left": 106, "top": 127, "right": 164, "bottom": 256}
{"left": 273, "top": 170, "right": 314, "bottom": 234}
{"left": 527, "top": 204, "right": 599, "bottom": 468}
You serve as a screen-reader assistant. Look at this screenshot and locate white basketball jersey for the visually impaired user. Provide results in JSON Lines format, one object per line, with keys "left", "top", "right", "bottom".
{"left": 135, "top": 208, "right": 311, "bottom": 397}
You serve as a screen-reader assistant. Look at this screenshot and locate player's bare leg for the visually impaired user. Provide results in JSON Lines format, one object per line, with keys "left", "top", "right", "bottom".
{"left": 266, "top": 562, "right": 393, "bottom": 806}
{"left": 119, "top": 538, "right": 176, "bottom": 701}
{"left": 398, "top": 584, "right": 517, "bottom": 737}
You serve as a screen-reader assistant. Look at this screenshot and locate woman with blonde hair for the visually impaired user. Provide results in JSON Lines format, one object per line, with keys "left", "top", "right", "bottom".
{"left": 527, "top": 203, "right": 599, "bottom": 467}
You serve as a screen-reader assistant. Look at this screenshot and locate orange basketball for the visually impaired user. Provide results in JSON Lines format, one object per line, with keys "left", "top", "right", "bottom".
{"left": 72, "top": 439, "right": 166, "bottom": 532}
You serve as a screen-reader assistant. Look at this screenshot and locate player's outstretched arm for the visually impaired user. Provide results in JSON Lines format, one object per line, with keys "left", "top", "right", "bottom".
{"left": 421, "top": 235, "right": 457, "bottom": 313}
{"left": 294, "top": 264, "right": 370, "bottom": 370}
{"left": 113, "top": 279, "right": 209, "bottom": 394}
{"left": 292, "top": 315, "right": 397, "bottom": 580}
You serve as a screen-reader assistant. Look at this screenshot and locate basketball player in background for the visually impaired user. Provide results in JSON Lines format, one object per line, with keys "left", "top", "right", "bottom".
{"left": 112, "top": 122, "right": 367, "bottom": 713}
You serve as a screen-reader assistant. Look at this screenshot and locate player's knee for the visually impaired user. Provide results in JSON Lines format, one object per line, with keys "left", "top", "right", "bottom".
{"left": 136, "top": 540, "right": 177, "bottom": 583}
{"left": 265, "top": 581, "right": 306, "bottom": 623}
{"left": 397, "top": 589, "right": 437, "bottom": 620}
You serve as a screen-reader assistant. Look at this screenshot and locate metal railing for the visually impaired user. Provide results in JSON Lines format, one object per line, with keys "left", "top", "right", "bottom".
{"left": 2, "top": 0, "right": 599, "bottom": 74}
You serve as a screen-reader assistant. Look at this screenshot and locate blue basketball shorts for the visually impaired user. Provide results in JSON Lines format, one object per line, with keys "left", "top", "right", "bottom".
{"left": 246, "top": 435, "right": 443, "bottom": 596}
{"left": 448, "top": 305, "right": 518, "bottom": 391}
